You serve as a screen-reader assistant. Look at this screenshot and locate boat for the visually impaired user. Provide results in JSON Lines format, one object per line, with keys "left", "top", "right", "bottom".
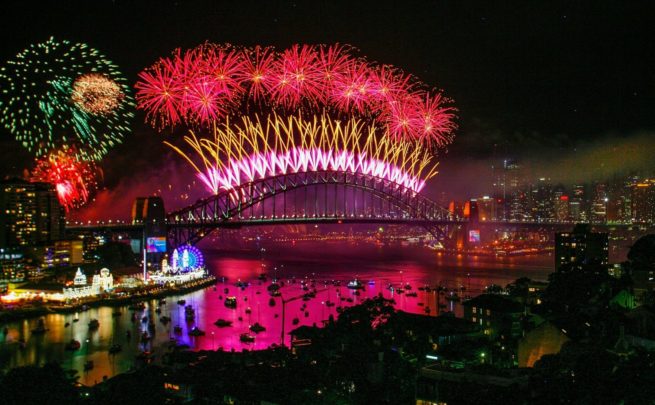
{"left": 160, "top": 316, "right": 171, "bottom": 324}
{"left": 424, "top": 307, "right": 431, "bottom": 314}
{"left": 65, "top": 339, "right": 81, "bottom": 351}
{"left": 292, "top": 317, "right": 300, "bottom": 325}
{"left": 269, "top": 290, "right": 281, "bottom": 297}
{"left": 249, "top": 322, "right": 266, "bottom": 333}
{"left": 173, "top": 325, "right": 183, "bottom": 335}
{"left": 325, "top": 301, "right": 335, "bottom": 307}
{"left": 258, "top": 273, "right": 267, "bottom": 281}
{"left": 347, "top": 279, "right": 364, "bottom": 289}
{"left": 224, "top": 296, "right": 237, "bottom": 308}
{"left": 64, "top": 322, "right": 70, "bottom": 328}
{"left": 224, "top": 287, "right": 229, "bottom": 294}
{"left": 269, "top": 298, "right": 276, "bottom": 307}
{"left": 235, "top": 280, "right": 249, "bottom": 288}
{"left": 109, "top": 343, "right": 122, "bottom": 354}
{"left": 267, "top": 282, "right": 280, "bottom": 292}
{"left": 141, "top": 316, "right": 148, "bottom": 323}
{"left": 31, "top": 319, "right": 48, "bottom": 334}
{"left": 159, "top": 299, "right": 166, "bottom": 305}
{"left": 185, "top": 305, "right": 195, "bottom": 321}
{"left": 239, "top": 333, "right": 255, "bottom": 343}
{"left": 177, "top": 299, "right": 186, "bottom": 305}
{"left": 406, "top": 292, "right": 418, "bottom": 297}
{"left": 189, "top": 327, "right": 205, "bottom": 336}
{"left": 245, "top": 307, "right": 252, "bottom": 314}
{"left": 88, "top": 319, "right": 100, "bottom": 330}
{"left": 84, "top": 361, "right": 94, "bottom": 371}
{"left": 72, "top": 318, "right": 79, "bottom": 323}
{"left": 404, "top": 283, "right": 412, "bottom": 290}
{"left": 214, "top": 319, "right": 233, "bottom": 327}
{"left": 155, "top": 307, "right": 162, "bottom": 314}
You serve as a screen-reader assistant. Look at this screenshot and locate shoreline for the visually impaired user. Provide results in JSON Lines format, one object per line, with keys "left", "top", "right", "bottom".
{"left": 0, "top": 275, "right": 216, "bottom": 324}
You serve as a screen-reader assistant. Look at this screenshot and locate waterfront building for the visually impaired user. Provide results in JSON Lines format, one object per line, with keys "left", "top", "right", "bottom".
{"left": 591, "top": 182, "right": 608, "bottom": 223}
{"left": 0, "top": 248, "right": 29, "bottom": 281}
{"left": 631, "top": 179, "right": 654, "bottom": 224}
{"left": 530, "top": 178, "right": 554, "bottom": 222}
{"left": 0, "top": 178, "right": 64, "bottom": 248}
{"left": 554, "top": 224, "right": 609, "bottom": 271}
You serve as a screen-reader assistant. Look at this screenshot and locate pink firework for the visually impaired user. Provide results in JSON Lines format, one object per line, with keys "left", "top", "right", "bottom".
{"left": 184, "top": 79, "right": 226, "bottom": 124}
{"left": 272, "top": 44, "right": 323, "bottom": 108}
{"left": 135, "top": 61, "right": 186, "bottom": 127}
{"left": 197, "top": 147, "right": 426, "bottom": 195}
{"left": 330, "top": 61, "right": 374, "bottom": 114}
{"left": 415, "top": 92, "right": 457, "bottom": 147}
{"left": 201, "top": 46, "right": 245, "bottom": 99}
{"left": 240, "top": 46, "right": 277, "bottom": 102}
{"left": 136, "top": 43, "right": 457, "bottom": 147}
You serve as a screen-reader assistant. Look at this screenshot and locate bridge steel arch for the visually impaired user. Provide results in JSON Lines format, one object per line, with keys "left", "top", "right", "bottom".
{"left": 167, "top": 170, "right": 462, "bottom": 247}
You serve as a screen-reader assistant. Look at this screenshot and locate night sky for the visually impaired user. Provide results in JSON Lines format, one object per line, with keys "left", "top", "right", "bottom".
{"left": 1, "top": 0, "right": 654, "bottom": 209}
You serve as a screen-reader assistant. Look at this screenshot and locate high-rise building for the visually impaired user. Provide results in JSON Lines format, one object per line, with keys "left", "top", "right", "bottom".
{"left": 590, "top": 183, "right": 608, "bottom": 223}
{"left": 0, "top": 179, "right": 65, "bottom": 248}
{"left": 476, "top": 196, "right": 497, "bottom": 222}
{"left": 530, "top": 178, "right": 554, "bottom": 222}
{"left": 555, "top": 224, "right": 609, "bottom": 271}
{"left": 631, "top": 179, "right": 654, "bottom": 224}
{"left": 552, "top": 186, "right": 569, "bottom": 221}
{"left": 570, "top": 184, "right": 587, "bottom": 222}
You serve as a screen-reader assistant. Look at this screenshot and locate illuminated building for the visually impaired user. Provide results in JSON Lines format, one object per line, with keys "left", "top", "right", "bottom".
{"left": 530, "top": 178, "right": 554, "bottom": 222}
{"left": 0, "top": 248, "right": 29, "bottom": 281}
{"left": 462, "top": 294, "right": 524, "bottom": 339}
{"left": 570, "top": 184, "right": 587, "bottom": 222}
{"left": 131, "top": 196, "right": 166, "bottom": 254}
{"left": 0, "top": 178, "right": 65, "bottom": 248}
{"left": 476, "top": 196, "right": 497, "bottom": 222}
{"left": 553, "top": 187, "right": 569, "bottom": 221}
{"left": 631, "top": 179, "right": 654, "bottom": 224}
{"left": 555, "top": 224, "right": 609, "bottom": 271}
{"left": 590, "top": 182, "right": 608, "bottom": 223}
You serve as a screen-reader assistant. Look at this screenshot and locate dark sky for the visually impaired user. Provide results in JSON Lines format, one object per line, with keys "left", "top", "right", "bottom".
{"left": 1, "top": 0, "right": 655, "bottom": 209}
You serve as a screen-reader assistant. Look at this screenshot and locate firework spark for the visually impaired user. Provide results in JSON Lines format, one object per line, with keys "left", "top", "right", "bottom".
{"left": 166, "top": 113, "right": 438, "bottom": 195}
{"left": 136, "top": 43, "right": 456, "bottom": 148}
{"left": 30, "top": 147, "right": 98, "bottom": 211}
{"left": 0, "top": 37, "right": 134, "bottom": 160}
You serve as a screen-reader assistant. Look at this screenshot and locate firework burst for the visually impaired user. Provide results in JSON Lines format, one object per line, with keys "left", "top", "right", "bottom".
{"left": 0, "top": 37, "right": 134, "bottom": 160}
{"left": 136, "top": 43, "right": 456, "bottom": 148}
{"left": 166, "top": 113, "right": 438, "bottom": 195}
{"left": 30, "top": 147, "right": 98, "bottom": 211}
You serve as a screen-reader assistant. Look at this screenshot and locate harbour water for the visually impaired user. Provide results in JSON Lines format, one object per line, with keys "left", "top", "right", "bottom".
{"left": 0, "top": 242, "right": 554, "bottom": 385}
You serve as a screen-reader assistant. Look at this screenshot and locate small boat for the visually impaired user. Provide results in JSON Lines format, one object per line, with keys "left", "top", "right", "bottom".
{"left": 424, "top": 307, "right": 431, "bottom": 314}
{"left": 245, "top": 307, "right": 252, "bottom": 314}
{"left": 406, "top": 292, "right": 418, "bottom": 297}
{"left": 224, "top": 287, "right": 229, "bottom": 294}
{"left": 185, "top": 306, "right": 195, "bottom": 321}
{"left": 347, "top": 279, "right": 364, "bottom": 289}
{"left": 269, "top": 298, "right": 276, "bottom": 307}
{"left": 267, "top": 282, "right": 280, "bottom": 292}
{"left": 109, "top": 343, "right": 122, "bottom": 354}
{"left": 141, "top": 316, "right": 148, "bottom": 323}
{"left": 235, "top": 280, "right": 248, "bottom": 288}
{"left": 84, "top": 361, "right": 94, "bottom": 371}
{"left": 258, "top": 273, "right": 267, "bottom": 281}
{"left": 417, "top": 302, "right": 424, "bottom": 306}
{"left": 346, "top": 298, "right": 354, "bottom": 303}
{"left": 72, "top": 318, "right": 79, "bottom": 323}
{"left": 214, "top": 319, "right": 233, "bottom": 327}
{"left": 160, "top": 316, "right": 171, "bottom": 324}
{"left": 81, "top": 305, "right": 90, "bottom": 312}
{"left": 159, "top": 299, "right": 166, "bottom": 305}
{"left": 155, "top": 308, "right": 162, "bottom": 314}
{"left": 32, "top": 319, "right": 48, "bottom": 334}
{"left": 177, "top": 300, "right": 186, "bottom": 305}
{"left": 88, "top": 319, "right": 100, "bottom": 330}
{"left": 224, "top": 296, "right": 237, "bottom": 308}
{"left": 65, "top": 339, "right": 81, "bottom": 351}
{"left": 249, "top": 322, "right": 266, "bottom": 333}
{"left": 269, "top": 290, "right": 281, "bottom": 297}
{"left": 189, "top": 327, "right": 206, "bottom": 336}
{"left": 404, "top": 283, "right": 412, "bottom": 290}
{"left": 325, "top": 301, "right": 335, "bottom": 307}
{"left": 173, "top": 325, "right": 182, "bottom": 335}
{"left": 304, "top": 311, "right": 309, "bottom": 317}
{"left": 64, "top": 322, "right": 70, "bottom": 328}
{"left": 239, "top": 333, "right": 255, "bottom": 343}
{"left": 292, "top": 318, "right": 300, "bottom": 325}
